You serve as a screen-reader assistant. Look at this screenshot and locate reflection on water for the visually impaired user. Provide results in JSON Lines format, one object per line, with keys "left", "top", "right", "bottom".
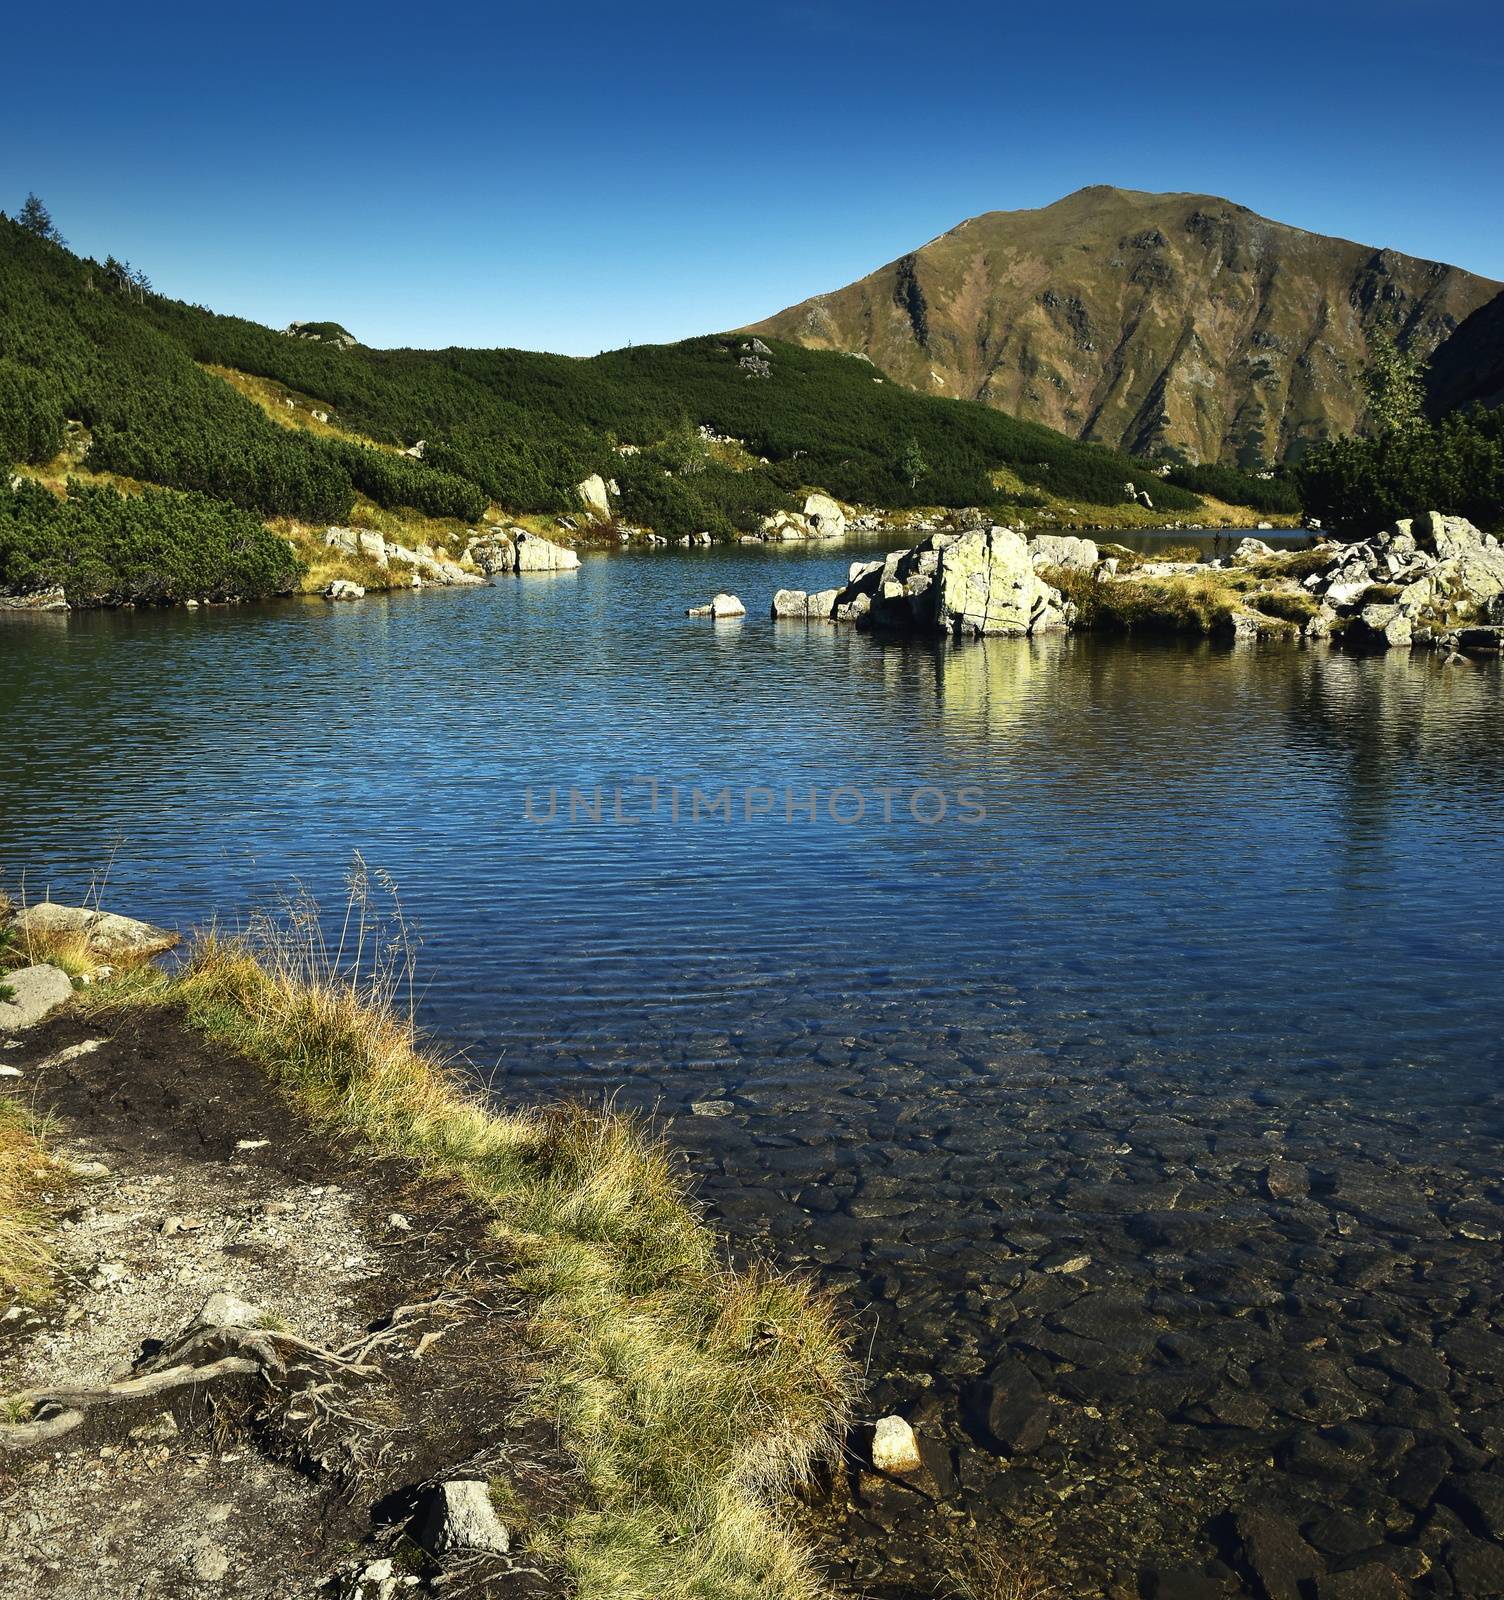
{"left": 4, "top": 539, "right": 1504, "bottom": 1594}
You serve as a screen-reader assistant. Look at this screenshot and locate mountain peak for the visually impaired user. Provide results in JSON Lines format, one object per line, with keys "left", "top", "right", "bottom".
{"left": 747, "top": 190, "right": 1499, "bottom": 464}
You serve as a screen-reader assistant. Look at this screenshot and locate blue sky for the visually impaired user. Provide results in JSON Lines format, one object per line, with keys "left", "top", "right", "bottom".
{"left": 4, "top": 0, "right": 1501, "bottom": 354}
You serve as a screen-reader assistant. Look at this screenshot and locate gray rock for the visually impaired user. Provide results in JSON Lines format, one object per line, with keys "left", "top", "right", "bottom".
{"left": 417, "top": 1480, "right": 510, "bottom": 1556}
{"left": 324, "top": 579, "right": 365, "bottom": 600}
{"left": 0, "top": 586, "right": 68, "bottom": 611}
{"left": 1029, "top": 533, "right": 1100, "bottom": 570}
{"left": 513, "top": 531, "right": 580, "bottom": 573}
{"left": 576, "top": 474, "right": 611, "bottom": 519}
{"left": 1346, "top": 604, "right": 1413, "bottom": 650}
{"left": 802, "top": 492, "right": 846, "bottom": 539}
{"left": 195, "top": 1291, "right": 266, "bottom": 1329}
{"left": 870, "top": 1414, "right": 923, "bottom": 1475}
{"left": 687, "top": 592, "right": 746, "bottom": 618}
{"left": 14, "top": 901, "right": 176, "bottom": 956}
{"left": 0, "top": 964, "right": 74, "bottom": 1031}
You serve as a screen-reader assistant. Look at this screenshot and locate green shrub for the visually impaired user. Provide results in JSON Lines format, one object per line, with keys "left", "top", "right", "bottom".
{"left": 0, "top": 477, "right": 304, "bottom": 604}
{"left": 1164, "top": 461, "right": 1300, "bottom": 515}
{"left": 1294, "top": 407, "right": 1504, "bottom": 536}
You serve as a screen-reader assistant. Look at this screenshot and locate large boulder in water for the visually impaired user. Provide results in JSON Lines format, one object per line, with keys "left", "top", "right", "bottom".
{"left": 514, "top": 531, "right": 580, "bottom": 572}
{"left": 821, "top": 527, "right": 1071, "bottom": 638}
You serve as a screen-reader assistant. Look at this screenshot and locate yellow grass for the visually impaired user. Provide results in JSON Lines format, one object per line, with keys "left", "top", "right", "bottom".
{"left": 81, "top": 871, "right": 856, "bottom": 1600}
{"left": 0, "top": 1099, "right": 58, "bottom": 1303}
{"left": 199, "top": 363, "right": 405, "bottom": 451}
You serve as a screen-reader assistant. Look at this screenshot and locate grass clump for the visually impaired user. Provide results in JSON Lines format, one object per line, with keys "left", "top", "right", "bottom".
{"left": 0, "top": 1097, "right": 59, "bottom": 1304}
{"left": 944, "top": 1534, "right": 1061, "bottom": 1600}
{"left": 82, "top": 867, "right": 856, "bottom": 1600}
{"left": 1046, "top": 565, "right": 1244, "bottom": 636}
{"left": 1249, "top": 588, "right": 1321, "bottom": 625}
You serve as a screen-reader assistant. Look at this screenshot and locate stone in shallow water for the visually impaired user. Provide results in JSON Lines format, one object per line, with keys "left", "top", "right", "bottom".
{"left": 964, "top": 1357, "right": 1049, "bottom": 1455}
{"left": 870, "top": 1414, "right": 922, "bottom": 1475}
{"left": 1235, "top": 1508, "right": 1322, "bottom": 1599}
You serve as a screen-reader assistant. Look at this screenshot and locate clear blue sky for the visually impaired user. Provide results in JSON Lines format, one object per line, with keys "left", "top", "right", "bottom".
{"left": 4, "top": 0, "right": 1501, "bottom": 354}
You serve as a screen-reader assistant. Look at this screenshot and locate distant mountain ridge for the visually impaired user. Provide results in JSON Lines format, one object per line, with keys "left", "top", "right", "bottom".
{"left": 746, "top": 186, "right": 1501, "bottom": 466}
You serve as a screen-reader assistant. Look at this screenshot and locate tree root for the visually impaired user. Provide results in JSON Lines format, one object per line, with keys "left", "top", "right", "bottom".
{"left": 0, "top": 1320, "right": 377, "bottom": 1453}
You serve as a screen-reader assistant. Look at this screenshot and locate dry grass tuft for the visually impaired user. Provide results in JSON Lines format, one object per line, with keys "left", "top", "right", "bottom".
{"left": 0, "top": 1099, "right": 62, "bottom": 1303}
{"left": 83, "top": 860, "right": 856, "bottom": 1600}
{"left": 943, "top": 1535, "right": 1062, "bottom": 1600}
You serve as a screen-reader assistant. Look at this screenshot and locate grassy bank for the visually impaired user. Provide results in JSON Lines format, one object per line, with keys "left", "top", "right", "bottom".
{"left": 1044, "top": 558, "right": 1318, "bottom": 639}
{"left": 45, "top": 908, "right": 855, "bottom": 1599}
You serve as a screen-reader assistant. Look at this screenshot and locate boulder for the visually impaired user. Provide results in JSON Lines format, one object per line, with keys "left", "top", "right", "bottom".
{"left": 1029, "top": 533, "right": 1099, "bottom": 570}
{"left": 324, "top": 579, "right": 364, "bottom": 600}
{"left": 0, "top": 587, "right": 68, "bottom": 611}
{"left": 14, "top": 902, "right": 176, "bottom": 956}
{"left": 417, "top": 1481, "right": 510, "bottom": 1556}
{"left": 468, "top": 535, "right": 517, "bottom": 576}
{"left": 0, "top": 965, "right": 73, "bottom": 1031}
{"left": 965, "top": 1358, "right": 1049, "bottom": 1455}
{"left": 687, "top": 592, "right": 746, "bottom": 618}
{"left": 576, "top": 474, "right": 611, "bottom": 520}
{"left": 871, "top": 1415, "right": 923, "bottom": 1475}
{"left": 195, "top": 1291, "right": 266, "bottom": 1329}
{"left": 1232, "top": 537, "right": 1278, "bottom": 565}
{"left": 1346, "top": 603, "right": 1413, "bottom": 651}
{"left": 934, "top": 527, "right": 1070, "bottom": 638}
{"left": 802, "top": 493, "right": 846, "bottom": 539}
{"left": 513, "top": 531, "right": 580, "bottom": 572}
{"left": 760, "top": 510, "right": 814, "bottom": 541}
{"left": 771, "top": 588, "right": 837, "bottom": 620}
{"left": 820, "top": 526, "right": 1069, "bottom": 638}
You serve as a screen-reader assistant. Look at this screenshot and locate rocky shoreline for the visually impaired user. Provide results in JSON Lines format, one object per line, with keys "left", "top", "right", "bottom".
{"left": 0, "top": 895, "right": 854, "bottom": 1600}
{"left": 770, "top": 510, "right": 1504, "bottom": 655}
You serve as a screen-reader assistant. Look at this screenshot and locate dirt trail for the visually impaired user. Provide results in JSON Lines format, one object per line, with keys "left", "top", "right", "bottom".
{"left": 0, "top": 1006, "right": 567, "bottom": 1599}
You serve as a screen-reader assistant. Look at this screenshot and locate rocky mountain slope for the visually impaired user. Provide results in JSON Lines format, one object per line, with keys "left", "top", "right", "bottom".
{"left": 1427, "top": 288, "right": 1504, "bottom": 416}
{"left": 746, "top": 186, "right": 1500, "bottom": 467}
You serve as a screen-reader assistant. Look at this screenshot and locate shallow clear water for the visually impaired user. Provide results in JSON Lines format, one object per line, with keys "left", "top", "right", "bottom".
{"left": 5, "top": 536, "right": 1504, "bottom": 1592}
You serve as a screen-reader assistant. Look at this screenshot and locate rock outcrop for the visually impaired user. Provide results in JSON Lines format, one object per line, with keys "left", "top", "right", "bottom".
{"left": 802, "top": 493, "right": 846, "bottom": 539}
{"left": 779, "top": 527, "right": 1072, "bottom": 638}
{"left": 1291, "top": 512, "right": 1504, "bottom": 647}
{"left": 576, "top": 474, "right": 612, "bottom": 520}
{"left": 323, "top": 528, "right": 484, "bottom": 588}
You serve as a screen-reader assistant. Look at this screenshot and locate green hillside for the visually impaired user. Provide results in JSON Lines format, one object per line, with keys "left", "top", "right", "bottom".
{"left": 0, "top": 207, "right": 1299, "bottom": 604}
